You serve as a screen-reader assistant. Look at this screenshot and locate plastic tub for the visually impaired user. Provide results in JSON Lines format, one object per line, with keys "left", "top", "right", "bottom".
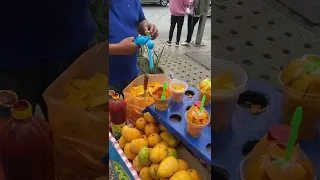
{"left": 279, "top": 54, "right": 320, "bottom": 140}
{"left": 169, "top": 79, "right": 188, "bottom": 103}
{"left": 185, "top": 111, "right": 210, "bottom": 138}
{"left": 212, "top": 60, "right": 247, "bottom": 131}
{"left": 239, "top": 141, "right": 316, "bottom": 180}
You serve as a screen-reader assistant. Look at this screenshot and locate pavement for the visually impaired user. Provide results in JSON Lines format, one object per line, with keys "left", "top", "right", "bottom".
{"left": 142, "top": 5, "right": 212, "bottom": 88}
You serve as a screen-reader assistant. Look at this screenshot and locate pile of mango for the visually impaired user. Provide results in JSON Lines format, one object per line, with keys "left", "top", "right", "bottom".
{"left": 64, "top": 73, "right": 108, "bottom": 113}
{"left": 119, "top": 112, "right": 201, "bottom": 180}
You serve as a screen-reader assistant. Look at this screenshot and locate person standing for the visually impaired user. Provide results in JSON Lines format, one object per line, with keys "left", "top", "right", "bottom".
{"left": 109, "top": 0, "right": 158, "bottom": 94}
{"left": 181, "top": 0, "right": 201, "bottom": 46}
{"left": 166, "top": 0, "right": 190, "bottom": 47}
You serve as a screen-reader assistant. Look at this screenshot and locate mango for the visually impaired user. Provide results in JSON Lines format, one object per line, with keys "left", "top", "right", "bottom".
{"left": 159, "top": 124, "right": 168, "bottom": 131}
{"left": 133, "top": 155, "right": 143, "bottom": 172}
{"left": 160, "top": 141, "right": 169, "bottom": 148}
{"left": 122, "top": 125, "right": 141, "bottom": 142}
{"left": 124, "top": 143, "right": 136, "bottom": 160}
{"left": 157, "top": 156, "right": 179, "bottom": 178}
{"left": 177, "top": 159, "right": 189, "bottom": 170}
{"left": 141, "top": 135, "right": 148, "bottom": 141}
{"left": 144, "top": 112, "right": 157, "bottom": 123}
{"left": 148, "top": 133, "right": 162, "bottom": 147}
{"left": 130, "top": 138, "right": 149, "bottom": 154}
{"left": 119, "top": 136, "right": 127, "bottom": 150}
{"left": 149, "top": 163, "right": 160, "bottom": 179}
{"left": 145, "top": 123, "right": 160, "bottom": 136}
{"left": 167, "top": 148, "right": 178, "bottom": 158}
{"left": 138, "top": 147, "right": 152, "bottom": 166}
{"left": 136, "top": 117, "right": 147, "bottom": 131}
{"left": 160, "top": 132, "right": 179, "bottom": 148}
{"left": 150, "top": 143, "right": 168, "bottom": 163}
{"left": 169, "top": 170, "right": 192, "bottom": 180}
{"left": 140, "top": 167, "right": 153, "bottom": 180}
{"left": 187, "top": 169, "right": 200, "bottom": 180}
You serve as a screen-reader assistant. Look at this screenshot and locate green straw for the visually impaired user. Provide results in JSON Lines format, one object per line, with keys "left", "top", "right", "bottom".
{"left": 160, "top": 82, "right": 167, "bottom": 100}
{"left": 284, "top": 107, "right": 303, "bottom": 161}
{"left": 304, "top": 57, "right": 320, "bottom": 74}
{"left": 199, "top": 95, "right": 206, "bottom": 113}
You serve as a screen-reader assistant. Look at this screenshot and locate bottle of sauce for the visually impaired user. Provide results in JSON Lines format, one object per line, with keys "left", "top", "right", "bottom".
{"left": 109, "top": 90, "right": 126, "bottom": 139}
{"left": 0, "top": 90, "right": 18, "bottom": 120}
{"left": 0, "top": 100, "right": 55, "bottom": 180}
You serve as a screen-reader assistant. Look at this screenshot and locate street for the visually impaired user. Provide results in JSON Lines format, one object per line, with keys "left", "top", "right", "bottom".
{"left": 142, "top": 5, "right": 211, "bottom": 42}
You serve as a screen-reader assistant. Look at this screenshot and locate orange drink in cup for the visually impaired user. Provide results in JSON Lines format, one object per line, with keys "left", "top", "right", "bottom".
{"left": 152, "top": 86, "right": 171, "bottom": 111}
{"left": 169, "top": 79, "right": 188, "bottom": 103}
{"left": 185, "top": 104, "right": 210, "bottom": 138}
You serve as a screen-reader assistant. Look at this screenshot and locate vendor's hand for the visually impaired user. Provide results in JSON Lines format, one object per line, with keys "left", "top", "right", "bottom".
{"left": 117, "top": 37, "right": 140, "bottom": 55}
{"left": 144, "top": 23, "right": 158, "bottom": 40}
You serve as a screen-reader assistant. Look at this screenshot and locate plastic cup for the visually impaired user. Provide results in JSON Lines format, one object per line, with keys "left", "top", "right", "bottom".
{"left": 212, "top": 60, "right": 247, "bottom": 131}
{"left": 279, "top": 73, "right": 320, "bottom": 140}
{"left": 169, "top": 79, "right": 188, "bottom": 103}
{"left": 197, "top": 79, "right": 211, "bottom": 106}
{"left": 239, "top": 141, "right": 316, "bottom": 180}
{"left": 185, "top": 111, "right": 210, "bottom": 138}
{"left": 153, "top": 87, "right": 171, "bottom": 111}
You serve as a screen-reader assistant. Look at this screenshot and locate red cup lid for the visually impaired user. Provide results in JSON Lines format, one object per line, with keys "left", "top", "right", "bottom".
{"left": 194, "top": 101, "right": 201, "bottom": 108}
{"left": 267, "top": 124, "right": 291, "bottom": 143}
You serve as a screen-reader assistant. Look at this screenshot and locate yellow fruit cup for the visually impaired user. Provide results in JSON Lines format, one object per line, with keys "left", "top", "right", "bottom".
{"left": 198, "top": 79, "right": 211, "bottom": 106}
{"left": 185, "top": 110, "right": 210, "bottom": 138}
{"left": 169, "top": 79, "right": 188, "bottom": 103}
{"left": 153, "top": 87, "right": 171, "bottom": 111}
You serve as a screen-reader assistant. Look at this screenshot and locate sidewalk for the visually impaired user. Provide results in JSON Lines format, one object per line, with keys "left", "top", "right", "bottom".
{"left": 153, "top": 39, "right": 211, "bottom": 88}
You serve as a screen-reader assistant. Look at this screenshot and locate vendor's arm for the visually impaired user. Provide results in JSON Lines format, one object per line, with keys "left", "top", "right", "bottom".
{"left": 137, "top": 1, "right": 148, "bottom": 36}
{"left": 109, "top": 37, "right": 139, "bottom": 56}
{"left": 109, "top": 44, "right": 122, "bottom": 55}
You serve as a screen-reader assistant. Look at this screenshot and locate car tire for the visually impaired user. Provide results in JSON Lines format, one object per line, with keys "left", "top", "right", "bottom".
{"left": 159, "top": 0, "right": 168, "bottom": 7}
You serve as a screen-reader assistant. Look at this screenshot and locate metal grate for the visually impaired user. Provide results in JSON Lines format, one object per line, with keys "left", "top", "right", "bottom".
{"left": 212, "top": 0, "right": 320, "bottom": 88}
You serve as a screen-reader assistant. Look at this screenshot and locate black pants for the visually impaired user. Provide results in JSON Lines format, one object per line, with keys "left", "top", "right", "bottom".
{"left": 169, "top": 15, "right": 185, "bottom": 43}
{"left": 186, "top": 14, "right": 200, "bottom": 43}
{"left": 0, "top": 47, "right": 87, "bottom": 120}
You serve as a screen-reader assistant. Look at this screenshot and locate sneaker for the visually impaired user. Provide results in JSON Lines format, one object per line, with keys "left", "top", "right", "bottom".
{"left": 181, "top": 41, "right": 190, "bottom": 46}
{"left": 175, "top": 42, "right": 179, "bottom": 47}
{"left": 166, "top": 41, "right": 172, "bottom": 46}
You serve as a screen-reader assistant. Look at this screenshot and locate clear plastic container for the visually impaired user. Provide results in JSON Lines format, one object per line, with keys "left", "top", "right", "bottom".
{"left": 185, "top": 111, "right": 210, "bottom": 138}
{"left": 212, "top": 60, "right": 247, "bottom": 131}
{"left": 153, "top": 86, "right": 172, "bottom": 111}
{"left": 198, "top": 78, "right": 211, "bottom": 106}
{"left": 239, "top": 141, "right": 316, "bottom": 180}
{"left": 279, "top": 55, "right": 320, "bottom": 140}
{"left": 169, "top": 79, "right": 188, "bottom": 103}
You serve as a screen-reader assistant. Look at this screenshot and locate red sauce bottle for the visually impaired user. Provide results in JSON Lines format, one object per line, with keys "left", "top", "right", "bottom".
{"left": 109, "top": 90, "right": 126, "bottom": 139}
{"left": 0, "top": 100, "right": 55, "bottom": 180}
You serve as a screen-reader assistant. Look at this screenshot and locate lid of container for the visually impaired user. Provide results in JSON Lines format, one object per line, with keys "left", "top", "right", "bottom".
{"left": 112, "top": 93, "right": 120, "bottom": 100}
{"left": 11, "top": 100, "right": 32, "bottom": 120}
{"left": 267, "top": 124, "right": 291, "bottom": 142}
{"left": 194, "top": 101, "right": 201, "bottom": 108}
{"left": 0, "top": 90, "right": 18, "bottom": 107}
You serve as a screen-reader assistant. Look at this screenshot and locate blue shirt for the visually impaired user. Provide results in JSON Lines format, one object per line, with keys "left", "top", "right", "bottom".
{"left": 109, "top": 0, "right": 146, "bottom": 83}
{"left": 0, "top": 0, "right": 95, "bottom": 67}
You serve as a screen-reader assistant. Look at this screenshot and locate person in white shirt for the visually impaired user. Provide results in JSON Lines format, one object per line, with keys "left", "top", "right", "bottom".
{"left": 181, "top": 0, "right": 201, "bottom": 46}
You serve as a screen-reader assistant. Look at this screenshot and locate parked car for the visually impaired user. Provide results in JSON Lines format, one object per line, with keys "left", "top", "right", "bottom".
{"left": 140, "top": 0, "right": 169, "bottom": 7}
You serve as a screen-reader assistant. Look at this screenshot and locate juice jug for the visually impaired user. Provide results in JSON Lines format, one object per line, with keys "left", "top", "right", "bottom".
{"left": 0, "top": 90, "right": 18, "bottom": 120}
{"left": 0, "top": 100, "right": 55, "bottom": 180}
{"left": 109, "top": 90, "right": 126, "bottom": 139}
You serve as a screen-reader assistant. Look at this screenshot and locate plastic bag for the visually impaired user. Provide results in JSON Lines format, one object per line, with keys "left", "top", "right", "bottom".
{"left": 123, "top": 74, "right": 170, "bottom": 125}
{"left": 43, "top": 42, "right": 108, "bottom": 180}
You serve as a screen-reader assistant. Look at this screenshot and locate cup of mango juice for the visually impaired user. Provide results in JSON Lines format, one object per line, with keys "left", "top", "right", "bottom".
{"left": 169, "top": 79, "right": 188, "bottom": 103}
{"left": 211, "top": 60, "right": 247, "bottom": 131}
{"left": 198, "top": 78, "right": 211, "bottom": 106}
{"left": 152, "top": 86, "right": 171, "bottom": 111}
{"left": 185, "top": 105, "right": 210, "bottom": 138}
